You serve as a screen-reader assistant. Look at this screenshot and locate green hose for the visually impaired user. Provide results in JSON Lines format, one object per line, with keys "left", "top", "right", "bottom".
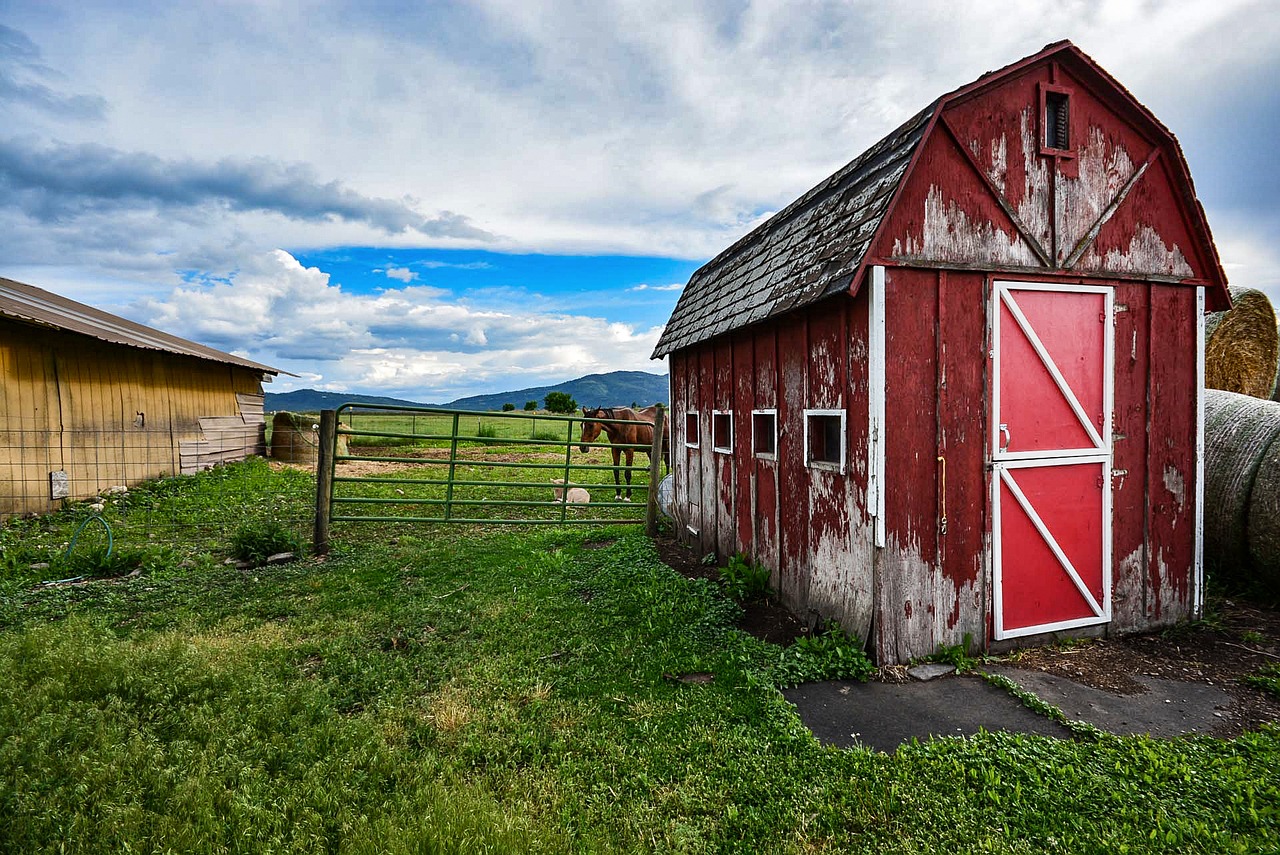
{"left": 66, "top": 514, "right": 114, "bottom": 562}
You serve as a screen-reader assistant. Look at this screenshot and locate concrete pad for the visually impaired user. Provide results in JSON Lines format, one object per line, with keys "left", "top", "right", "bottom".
{"left": 984, "top": 666, "right": 1232, "bottom": 737}
{"left": 783, "top": 675, "right": 1072, "bottom": 753}
{"left": 908, "top": 662, "right": 956, "bottom": 681}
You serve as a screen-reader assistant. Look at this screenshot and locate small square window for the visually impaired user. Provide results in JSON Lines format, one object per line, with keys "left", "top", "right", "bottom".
{"left": 712, "top": 410, "right": 733, "bottom": 454}
{"left": 752, "top": 409, "right": 777, "bottom": 458}
{"left": 804, "top": 410, "right": 845, "bottom": 473}
{"left": 684, "top": 412, "right": 700, "bottom": 448}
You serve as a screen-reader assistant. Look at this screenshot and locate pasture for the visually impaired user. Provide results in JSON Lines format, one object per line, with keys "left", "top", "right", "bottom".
{"left": 328, "top": 407, "right": 663, "bottom": 525}
{"left": 0, "top": 457, "right": 1278, "bottom": 853}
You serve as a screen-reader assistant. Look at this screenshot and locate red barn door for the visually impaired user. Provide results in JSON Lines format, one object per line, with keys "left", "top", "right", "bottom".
{"left": 992, "top": 282, "right": 1113, "bottom": 639}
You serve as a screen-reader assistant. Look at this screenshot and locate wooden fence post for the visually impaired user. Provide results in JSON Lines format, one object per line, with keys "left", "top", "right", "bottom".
{"left": 645, "top": 404, "right": 666, "bottom": 537}
{"left": 313, "top": 409, "right": 336, "bottom": 555}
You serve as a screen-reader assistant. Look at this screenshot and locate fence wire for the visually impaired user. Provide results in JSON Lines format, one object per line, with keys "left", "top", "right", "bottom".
{"left": 1, "top": 430, "right": 315, "bottom": 570}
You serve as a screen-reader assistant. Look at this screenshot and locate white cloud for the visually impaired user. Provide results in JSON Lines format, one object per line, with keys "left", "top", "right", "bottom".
{"left": 384, "top": 267, "right": 417, "bottom": 282}
{"left": 629, "top": 283, "right": 684, "bottom": 292}
{"left": 137, "top": 249, "right": 664, "bottom": 402}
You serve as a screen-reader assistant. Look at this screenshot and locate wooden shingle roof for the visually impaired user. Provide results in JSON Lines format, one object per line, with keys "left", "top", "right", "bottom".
{"left": 652, "top": 101, "right": 936, "bottom": 358}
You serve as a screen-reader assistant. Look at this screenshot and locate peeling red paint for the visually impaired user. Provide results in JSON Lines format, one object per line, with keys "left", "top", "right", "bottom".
{"left": 666, "top": 46, "right": 1208, "bottom": 664}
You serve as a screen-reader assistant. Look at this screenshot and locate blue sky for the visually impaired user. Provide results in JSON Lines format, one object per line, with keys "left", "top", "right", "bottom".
{"left": 1, "top": 1, "right": 1277, "bottom": 402}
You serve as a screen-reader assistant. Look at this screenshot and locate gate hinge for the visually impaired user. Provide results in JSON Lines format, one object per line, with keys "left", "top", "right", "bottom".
{"left": 1112, "top": 469, "right": 1129, "bottom": 477}
{"left": 1113, "top": 303, "right": 1129, "bottom": 314}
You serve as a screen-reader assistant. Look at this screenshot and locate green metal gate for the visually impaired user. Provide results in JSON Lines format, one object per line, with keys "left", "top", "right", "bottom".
{"left": 313, "top": 403, "right": 665, "bottom": 551}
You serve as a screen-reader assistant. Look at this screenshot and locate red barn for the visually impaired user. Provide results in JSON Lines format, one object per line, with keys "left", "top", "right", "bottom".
{"left": 653, "top": 41, "right": 1229, "bottom": 664}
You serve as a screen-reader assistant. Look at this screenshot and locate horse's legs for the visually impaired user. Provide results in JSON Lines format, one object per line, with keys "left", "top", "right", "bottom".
{"left": 611, "top": 447, "right": 622, "bottom": 500}
{"left": 623, "top": 448, "right": 634, "bottom": 500}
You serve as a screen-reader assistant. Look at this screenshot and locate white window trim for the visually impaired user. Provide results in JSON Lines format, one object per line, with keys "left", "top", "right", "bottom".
{"left": 868, "top": 265, "right": 886, "bottom": 547}
{"left": 711, "top": 409, "right": 734, "bottom": 454}
{"left": 751, "top": 408, "right": 777, "bottom": 460}
{"left": 684, "top": 411, "right": 700, "bottom": 449}
{"left": 804, "top": 409, "right": 846, "bottom": 473}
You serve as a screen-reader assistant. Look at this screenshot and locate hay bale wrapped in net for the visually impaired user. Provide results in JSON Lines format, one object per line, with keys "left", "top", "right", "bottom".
{"left": 1246, "top": 435, "right": 1280, "bottom": 591}
{"left": 1204, "top": 389, "right": 1280, "bottom": 585}
{"left": 270, "top": 412, "right": 320, "bottom": 464}
{"left": 1205, "top": 287, "right": 1279, "bottom": 399}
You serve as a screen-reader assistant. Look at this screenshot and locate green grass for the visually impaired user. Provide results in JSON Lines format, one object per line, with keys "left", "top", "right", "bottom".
{"left": 1244, "top": 663, "right": 1280, "bottom": 700}
{"left": 1, "top": 463, "right": 1278, "bottom": 852}
{"left": 340, "top": 410, "right": 584, "bottom": 450}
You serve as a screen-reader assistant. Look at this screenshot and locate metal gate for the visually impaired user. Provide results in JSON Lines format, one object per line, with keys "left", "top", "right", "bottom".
{"left": 312, "top": 403, "right": 665, "bottom": 551}
{"left": 992, "top": 281, "right": 1113, "bottom": 639}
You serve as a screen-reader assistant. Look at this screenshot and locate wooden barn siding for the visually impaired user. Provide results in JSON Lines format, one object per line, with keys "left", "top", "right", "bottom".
{"left": 670, "top": 295, "right": 876, "bottom": 642}
{"left": 1109, "top": 282, "right": 1152, "bottom": 631}
{"left": 752, "top": 328, "right": 780, "bottom": 576}
{"left": 874, "top": 267, "right": 988, "bottom": 663}
{"left": 1, "top": 322, "right": 265, "bottom": 515}
{"left": 0, "top": 332, "right": 62, "bottom": 516}
{"left": 1144, "top": 284, "right": 1197, "bottom": 624}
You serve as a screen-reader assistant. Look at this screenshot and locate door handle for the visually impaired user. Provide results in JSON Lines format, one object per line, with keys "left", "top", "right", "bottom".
{"left": 999, "top": 423, "right": 1011, "bottom": 453}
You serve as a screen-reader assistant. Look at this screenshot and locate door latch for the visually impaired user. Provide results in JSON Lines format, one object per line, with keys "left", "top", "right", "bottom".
{"left": 999, "top": 423, "right": 1011, "bottom": 453}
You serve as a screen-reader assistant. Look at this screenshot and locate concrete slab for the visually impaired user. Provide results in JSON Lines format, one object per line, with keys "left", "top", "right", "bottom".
{"left": 783, "top": 675, "right": 1072, "bottom": 753}
{"left": 907, "top": 662, "right": 956, "bottom": 681}
{"left": 984, "top": 666, "right": 1232, "bottom": 737}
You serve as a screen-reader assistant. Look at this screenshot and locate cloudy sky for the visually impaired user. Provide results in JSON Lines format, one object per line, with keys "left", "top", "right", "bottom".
{"left": 2, "top": 1, "right": 1277, "bottom": 403}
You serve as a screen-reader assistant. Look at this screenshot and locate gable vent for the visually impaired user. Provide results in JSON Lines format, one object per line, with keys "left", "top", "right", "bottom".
{"left": 1045, "top": 91, "right": 1070, "bottom": 151}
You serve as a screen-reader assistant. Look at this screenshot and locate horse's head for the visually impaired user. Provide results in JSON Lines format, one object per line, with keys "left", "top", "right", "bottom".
{"left": 579, "top": 407, "right": 603, "bottom": 453}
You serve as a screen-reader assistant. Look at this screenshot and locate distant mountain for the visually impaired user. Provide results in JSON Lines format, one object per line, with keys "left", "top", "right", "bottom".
{"left": 265, "top": 371, "right": 668, "bottom": 414}
{"left": 263, "top": 389, "right": 432, "bottom": 413}
{"left": 443, "top": 371, "right": 669, "bottom": 412}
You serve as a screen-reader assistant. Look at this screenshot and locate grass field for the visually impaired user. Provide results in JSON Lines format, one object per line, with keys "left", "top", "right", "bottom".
{"left": 1, "top": 459, "right": 1278, "bottom": 853}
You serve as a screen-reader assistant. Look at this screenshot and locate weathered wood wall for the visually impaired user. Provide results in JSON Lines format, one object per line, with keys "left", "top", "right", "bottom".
{"left": 670, "top": 266, "right": 1199, "bottom": 662}
{"left": 671, "top": 292, "right": 876, "bottom": 644}
{"left": 668, "top": 49, "right": 1210, "bottom": 662}
{"left": 1, "top": 320, "right": 266, "bottom": 516}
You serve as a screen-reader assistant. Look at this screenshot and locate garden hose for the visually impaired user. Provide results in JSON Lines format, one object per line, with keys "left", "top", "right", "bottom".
{"left": 66, "top": 513, "right": 114, "bottom": 562}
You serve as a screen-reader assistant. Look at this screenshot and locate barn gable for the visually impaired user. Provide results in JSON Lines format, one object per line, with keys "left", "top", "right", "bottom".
{"left": 878, "top": 44, "right": 1226, "bottom": 295}
{"left": 654, "top": 40, "right": 1228, "bottom": 361}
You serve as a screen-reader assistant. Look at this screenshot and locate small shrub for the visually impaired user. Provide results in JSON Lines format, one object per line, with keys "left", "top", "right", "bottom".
{"left": 57, "top": 546, "right": 146, "bottom": 579}
{"left": 532, "top": 429, "right": 563, "bottom": 442}
{"left": 719, "top": 553, "right": 772, "bottom": 601}
{"left": 501, "top": 403, "right": 515, "bottom": 412}
{"left": 930, "top": 633, "right": 977, "bottom": 672}
{"left": 475, "top": 423, "right": 498, "bottom": 443}
{"left": 774, "top": 622, "right": 874, "bottom": 687}
{"left": 229, "top": 520, "right": 302, "bottom": 565}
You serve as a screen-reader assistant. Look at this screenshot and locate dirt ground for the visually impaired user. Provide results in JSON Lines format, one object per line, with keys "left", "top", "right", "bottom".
{"left": 653, "top": 533, "right": 1280, "bottom": 737}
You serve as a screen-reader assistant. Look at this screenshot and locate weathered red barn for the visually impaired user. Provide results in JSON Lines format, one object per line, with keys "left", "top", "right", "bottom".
{"left": 652, "top": 41, "right": 1229, "bottom": 663}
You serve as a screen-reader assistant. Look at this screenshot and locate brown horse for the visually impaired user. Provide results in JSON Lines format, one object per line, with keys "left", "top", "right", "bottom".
{"left": 578, "top": 406, "right": 670, "bottom": 501}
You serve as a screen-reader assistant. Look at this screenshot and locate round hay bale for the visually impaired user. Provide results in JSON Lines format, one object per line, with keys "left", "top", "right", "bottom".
{"left": 1204, "top": 390, "right": 1280, "bottom": 583}
{"left": 271, "top": 412, "right": 320, "bottom": 464}
{"left": 1246, "top": 437, "right": 1280, "bottom": 591}
{"left": 1205, "top": 287, "right": 1279, "bottom": 399}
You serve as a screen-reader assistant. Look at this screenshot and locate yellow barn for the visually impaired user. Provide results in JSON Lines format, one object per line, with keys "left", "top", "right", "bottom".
{"left": 1, "top": 276, "right": 282, "bottom": 517}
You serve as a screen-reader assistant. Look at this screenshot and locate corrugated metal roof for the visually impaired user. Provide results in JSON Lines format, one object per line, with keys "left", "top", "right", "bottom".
{"left": 652, "top": 101, "right": 936, "bottom": 358}
{"left": 0, "top": 276, "right": 281, "bottom": 375}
